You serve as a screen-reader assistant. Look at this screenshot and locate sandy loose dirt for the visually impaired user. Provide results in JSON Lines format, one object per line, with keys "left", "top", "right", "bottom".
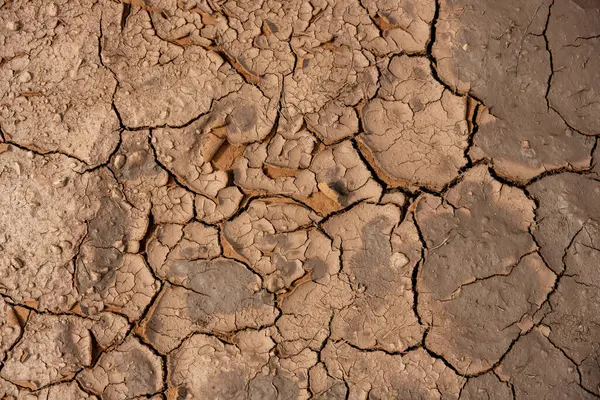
{"left": 1, "top": 0, "right": 599, "bottom": 399}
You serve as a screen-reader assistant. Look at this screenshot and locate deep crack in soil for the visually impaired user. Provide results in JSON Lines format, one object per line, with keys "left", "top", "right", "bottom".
{"left": 1, "top": 0, "right": 599, "bottom": 398}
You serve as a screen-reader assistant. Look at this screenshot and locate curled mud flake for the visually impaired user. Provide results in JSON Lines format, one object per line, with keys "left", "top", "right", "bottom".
{"left": 195, "top": 186, "right": 244, "bottom": 224}
{"left": 234, "top": 141, "right": 317, "bottom": 198}
{"left": 460, "top": 373, "right": 512, "bottom": 400}
{"left": 528, "top": 173, "right": 600, "bottom": 274}
{"left": 78, "top": 336, "right": 163, "bottom": 399}
{"left": 308, "top": 141, "right": 382, "bottom": 210}
{"left": 422, "top": 252, "right": 555, "bottom": 375}
{"left": 153, "top": 121, "right": 231, "bottom": 197}
{"left": 359, "top": 55, "right": 469, "bottom": 190}
{"left": 360, "top": 0, "right": 436, "bottom": 55}
{"left": 142, "top": 0, "right": 226, "bottom": 49}
{"left": 136, "top": 285, "right": 195, "bottom": 354}
{"left": 495, "top": 327, "right": 595, "bottom": 399}
{"left": 541, "top": 220, "right": 600, "bottom": 394}
{"left": 322, "top": 341, "right": 463, "bottom": 399}
{"left": 0, "top": 0, "right": 597, "bottom": 394}
{"left": 101, "top": 5, "right": 243, "bottom": 128}
{"left": 547, "top": 0, "right": 600, "bottom": 136}
{"left": 324, "top": 202, "right": 424, "bottom": 353}
{"left": 236, "top": 141, "right": 381, "bottom": 214}
{"left": 198, "top": 0, "right": 297, "bottom": 98}
{"left": 168, "top": 330, "right": 311, "bottom": 399}
{"left": 0, "top": 0, "right": 120, "bottom": 166}
{"left": 222, "top": 198, "right": 337, "bottom": 291}
{"left": 205, "top": 84, "right": 278, "bottom": 144}
{"left": 434, "top": 0, "right": 593, "bottom": 182}
{"left": 138, "top": 259, "right": 278, "bottom": 353}
{"left": 415, "top": 165, "right": 543, "bottom": 374}
{"left": 0, "top": 312, "right": 126, "bottom": 390}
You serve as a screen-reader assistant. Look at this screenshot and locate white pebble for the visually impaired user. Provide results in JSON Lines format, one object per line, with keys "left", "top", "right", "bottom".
{"left": 6, "top": 21, "right": 20, "bottom": 31}
{"left": 113, "top": 154, "right": 126, "bottom": 169}
{"left": 47, "top": 3, "right": 58, "bottom": 16}
{"left": 18, "top": 71, "right": 32, "bottom": 83}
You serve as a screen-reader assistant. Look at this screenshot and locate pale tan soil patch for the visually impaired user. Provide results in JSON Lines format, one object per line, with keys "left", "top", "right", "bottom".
{"left": 1, "top": 0, "right": 599, "bottom": 398}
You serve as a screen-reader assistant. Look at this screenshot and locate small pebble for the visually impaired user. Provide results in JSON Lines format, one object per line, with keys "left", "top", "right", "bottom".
{"left": 18, "top": 71, "right": 32, "bottom": 83}
{"left": 6, "top": 21, "right": 20, "bottom": 31}
{"left": 47, "top": 3, "right": 58, "bottom": 16}
{"left": 53, "top": 177, "right": 68, "bottom": 187}
{"left": 113, "top": 154, "right": 126, "bottom": 169}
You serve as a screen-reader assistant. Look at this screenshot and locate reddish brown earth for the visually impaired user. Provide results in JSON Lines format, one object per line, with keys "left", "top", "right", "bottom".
{"left": 1, "top": 0, "right": 599, "bottom": 399}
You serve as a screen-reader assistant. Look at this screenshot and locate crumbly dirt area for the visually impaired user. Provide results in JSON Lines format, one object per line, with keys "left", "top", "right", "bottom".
{"left": 0, "top": 0, "right": 599, "bottom": 398}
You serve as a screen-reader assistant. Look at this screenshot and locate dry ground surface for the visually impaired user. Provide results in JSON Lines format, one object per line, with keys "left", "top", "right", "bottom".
{"left": 0, "top": 0, "right": 599, "bottom": 398}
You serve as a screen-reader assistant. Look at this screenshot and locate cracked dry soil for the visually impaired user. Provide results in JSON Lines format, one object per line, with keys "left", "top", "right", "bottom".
{"left": 0, "top": 0, "right": 599, "bottom": 399}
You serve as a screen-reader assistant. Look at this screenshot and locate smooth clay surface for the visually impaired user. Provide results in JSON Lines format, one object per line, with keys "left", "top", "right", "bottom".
{"left": 0, "top": 0, "right": 599, "bottom": 399}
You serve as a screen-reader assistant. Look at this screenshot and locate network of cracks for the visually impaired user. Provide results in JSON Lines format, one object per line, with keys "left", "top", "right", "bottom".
{"left": 0, "top": 0, "right": 599, "bottom": 398}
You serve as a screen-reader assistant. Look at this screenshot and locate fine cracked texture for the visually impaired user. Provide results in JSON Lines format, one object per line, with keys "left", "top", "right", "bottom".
{"left": 0, "top": 0, "right": 599, "bottom": 398}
